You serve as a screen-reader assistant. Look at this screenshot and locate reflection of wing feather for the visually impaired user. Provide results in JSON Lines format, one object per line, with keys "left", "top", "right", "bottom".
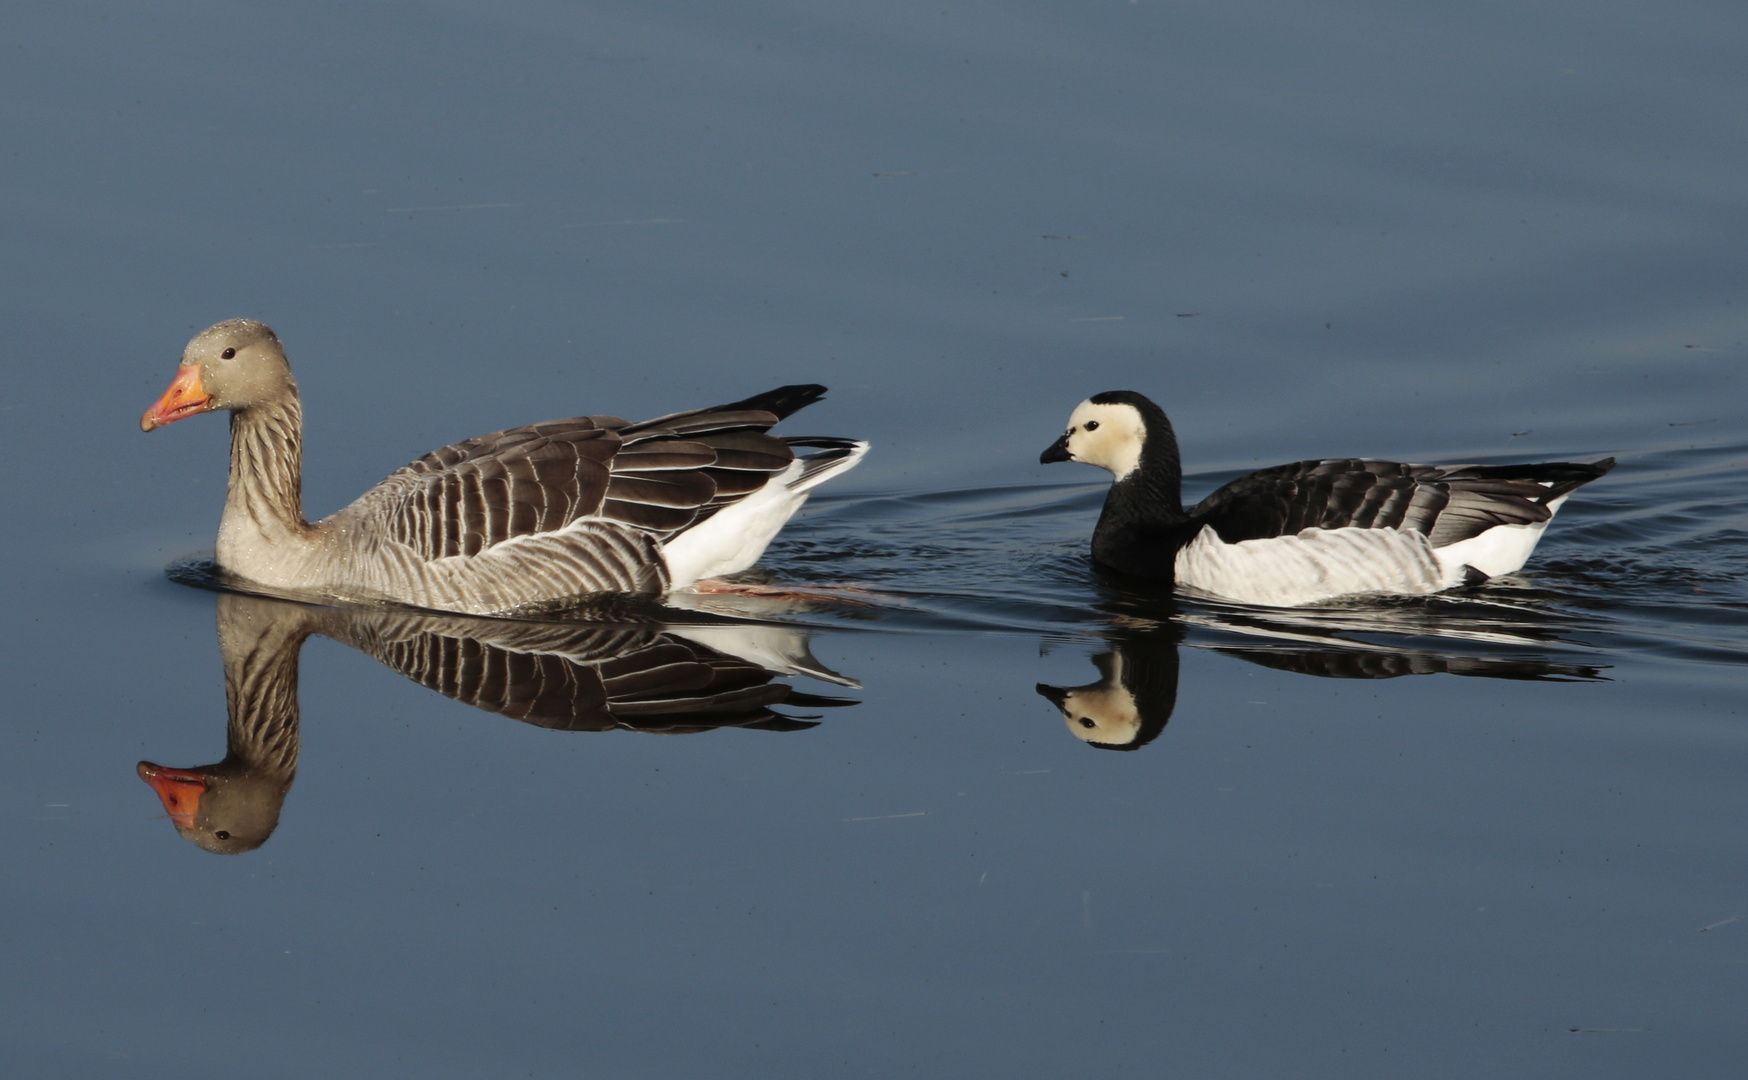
{"left": 305, "top": 596, "right": 858, "bottom": 733}
{"left": 1216, "top": 646, "right": 1605, "bottom": 682}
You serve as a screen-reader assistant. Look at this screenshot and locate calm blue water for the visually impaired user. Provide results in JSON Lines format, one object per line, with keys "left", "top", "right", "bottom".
{"left": 3, "top": 2, "right": 1746, "bottom": 1077}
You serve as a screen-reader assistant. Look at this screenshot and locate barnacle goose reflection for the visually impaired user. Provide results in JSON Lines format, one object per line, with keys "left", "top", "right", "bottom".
{"left": 1037, "top": 602, "right": 1604, "bottom": 753}
{"left": 137, "top": 591, "right": 856, "bottom": 854}
{"left": 1040, "top": 391, "right": 1614, "bottom": 606}
{"left": 1036, "top": 629, "right": 1181, "bottom": 751}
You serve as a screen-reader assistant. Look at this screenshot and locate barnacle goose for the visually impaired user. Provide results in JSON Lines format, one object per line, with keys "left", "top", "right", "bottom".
{"left": 1041, "top": 391, "right": 1613, "bottom": 607}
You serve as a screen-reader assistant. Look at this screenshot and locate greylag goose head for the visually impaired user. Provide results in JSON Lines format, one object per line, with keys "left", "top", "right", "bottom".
{"left": 141, "top": 319, "right": 293, "bottom": 430}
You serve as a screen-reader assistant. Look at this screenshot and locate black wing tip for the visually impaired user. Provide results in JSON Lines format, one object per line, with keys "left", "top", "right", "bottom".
{"left": 782, "top": 435, "right": 863, "bottom": 451}
{"left": 724, "top": 384, "right": 828, "bottom": 420}
{"left": 1452, "top": 457, "right": 1617, "bottom": 484}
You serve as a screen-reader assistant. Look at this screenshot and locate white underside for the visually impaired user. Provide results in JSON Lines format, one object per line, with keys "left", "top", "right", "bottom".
{"left": 662, "top": 441, "right": 869, "bottom": 588}
{"left": 1175, "top": 494, "right": 1567, "bottom": 607}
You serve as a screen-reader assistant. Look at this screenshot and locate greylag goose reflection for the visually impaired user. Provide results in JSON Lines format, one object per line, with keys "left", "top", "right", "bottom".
{"left": 1041, "top": 391, "right": 1614, "bottom": 606}
{"left": 141, "top": 320, "right": 867, "bottom": 614}
{"left": 138, "top": 592, "right": 857, "bottom": 854}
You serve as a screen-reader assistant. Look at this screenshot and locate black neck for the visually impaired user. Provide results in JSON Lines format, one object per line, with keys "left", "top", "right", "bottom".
{"left": 1089, "top": 407, "right": 1196, "bottom": 578}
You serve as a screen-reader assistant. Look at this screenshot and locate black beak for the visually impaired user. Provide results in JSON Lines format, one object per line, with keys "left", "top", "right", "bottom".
{"left": 1035, "top": 683, "right": 1069, "bottom": 708}
{"left": 1040, "top": 434, "right": 1072, "bottom": 464}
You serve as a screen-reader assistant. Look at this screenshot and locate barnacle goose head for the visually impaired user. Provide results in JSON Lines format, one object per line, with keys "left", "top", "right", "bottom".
{"left": 1039, "top": 391, "right": 1160, "bottom": 482}
{"left": 143, "top": 319, "right": 295, "bottom": 430}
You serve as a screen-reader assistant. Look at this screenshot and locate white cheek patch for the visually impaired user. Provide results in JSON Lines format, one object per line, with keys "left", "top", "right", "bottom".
{"left": 1064, "top": 402, "right": 1145, "bottom": 480}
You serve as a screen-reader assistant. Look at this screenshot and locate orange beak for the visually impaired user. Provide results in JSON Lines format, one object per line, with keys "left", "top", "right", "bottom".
{"left": 140, "top": 364, "right": 212, "bottom": 431}
{"left": 138, "top": 761, "right": 209, "bottom": 830}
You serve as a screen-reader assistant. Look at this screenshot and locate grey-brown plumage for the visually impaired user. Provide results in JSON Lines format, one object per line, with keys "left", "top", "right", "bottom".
{"left": 141, "top": 320, "right": 867, "bottom": 614}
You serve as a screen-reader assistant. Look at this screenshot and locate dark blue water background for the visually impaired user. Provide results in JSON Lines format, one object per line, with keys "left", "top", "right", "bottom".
{"left": 2, "top": 2, "right": 1745, "bottom": 1077}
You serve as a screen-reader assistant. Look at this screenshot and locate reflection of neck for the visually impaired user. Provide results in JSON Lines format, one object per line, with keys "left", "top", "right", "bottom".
{"left": 225, "top": 398, "right": 309, "bottom": 542}
{"left": 218, "top": 608, "right": 308, "bottom": 782}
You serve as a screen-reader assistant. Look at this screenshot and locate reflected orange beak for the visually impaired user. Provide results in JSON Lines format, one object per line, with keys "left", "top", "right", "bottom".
{"left": 140, "top": 365, "right": 212, "bottom": 431}
{"left": 138, "top": 761, "right": 208, "bottom": 829}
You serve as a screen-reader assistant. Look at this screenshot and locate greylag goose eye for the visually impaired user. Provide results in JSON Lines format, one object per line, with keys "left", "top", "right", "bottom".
{"left": 141, "top": 319, "right": 868, "bottom": 615}
{"left": 1040, "top": 390, "right": 1614, "bottom": 607}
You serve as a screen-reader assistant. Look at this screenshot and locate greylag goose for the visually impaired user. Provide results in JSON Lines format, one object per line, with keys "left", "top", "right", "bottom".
{"left": 140, "top": 591, "right": 858, "bottom": 853}
{"left": 141, "top": 320, "right": 867, "bottom": 614}
{"left": 1041, "top": 391, "right": 1614, "bottom": 606}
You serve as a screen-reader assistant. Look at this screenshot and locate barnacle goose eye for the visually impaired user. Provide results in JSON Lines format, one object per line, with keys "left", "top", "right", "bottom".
{"left": 1084, "top": 420, "right": 1099, "bottom": 431}
{"left": 214, "top": 830, "right": 231, "bottom": 840}
{"left": 1079, "top": 717, "right": 1096, "bottom": 728}
{"left": 221, "top": 347, "right": 236, "bottom": 359}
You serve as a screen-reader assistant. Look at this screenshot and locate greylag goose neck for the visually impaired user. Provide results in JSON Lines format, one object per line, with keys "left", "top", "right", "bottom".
{"left": 142, "top": 320, "right": 868, "bottom": 614}
{"left": 1041, "top": 390, "right": 1615, "bottom": 607}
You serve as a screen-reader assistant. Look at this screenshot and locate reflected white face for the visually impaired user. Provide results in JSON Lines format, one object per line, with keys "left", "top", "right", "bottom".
{"left": 1057, "top": 400, "right": 1146, "bottom": 481}
{"left": 1052, "top": 683, "right": 1142, "bottom": 746}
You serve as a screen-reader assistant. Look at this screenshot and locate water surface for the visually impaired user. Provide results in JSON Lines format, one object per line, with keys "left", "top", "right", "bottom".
{"left": 3, "top": 2, "right": 1746, "bottom": 1077}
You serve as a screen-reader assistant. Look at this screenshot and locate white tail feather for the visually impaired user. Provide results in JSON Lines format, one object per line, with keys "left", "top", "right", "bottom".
{"left": 662, "top": 441, "right": 868, "bottom": 586}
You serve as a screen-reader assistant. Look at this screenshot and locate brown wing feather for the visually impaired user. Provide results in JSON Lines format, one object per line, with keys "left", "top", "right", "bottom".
{"left": 347, "top": 387, "right": 825, "bottom": 561}
{"left": 385, "top": 428, "right": 618, "bottom": 559}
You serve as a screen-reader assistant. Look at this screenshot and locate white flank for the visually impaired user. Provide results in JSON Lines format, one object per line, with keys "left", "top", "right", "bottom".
{"left": 1177, "top": 491, "right": 1575, "bottom": 606}
{"left": 1175, "top": 525, "right": 1455, "bottom": 607}
{"left": 662, "top": 441, "right": 869, "bottom": 587}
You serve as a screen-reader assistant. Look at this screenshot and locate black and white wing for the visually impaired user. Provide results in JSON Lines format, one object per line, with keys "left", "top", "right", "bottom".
{"left": 1188, "top": 457, "right": 1616, "bottom": 546}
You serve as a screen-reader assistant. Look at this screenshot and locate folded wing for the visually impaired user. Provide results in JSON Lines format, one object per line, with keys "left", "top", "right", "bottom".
{"left": 1189, "top": 457, "right": 1616, "bottom": 546}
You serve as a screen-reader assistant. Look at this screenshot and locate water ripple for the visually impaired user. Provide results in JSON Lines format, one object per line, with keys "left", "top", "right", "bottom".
{"left": 753, "top": 439, "right": 1748, "bottom": 671}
